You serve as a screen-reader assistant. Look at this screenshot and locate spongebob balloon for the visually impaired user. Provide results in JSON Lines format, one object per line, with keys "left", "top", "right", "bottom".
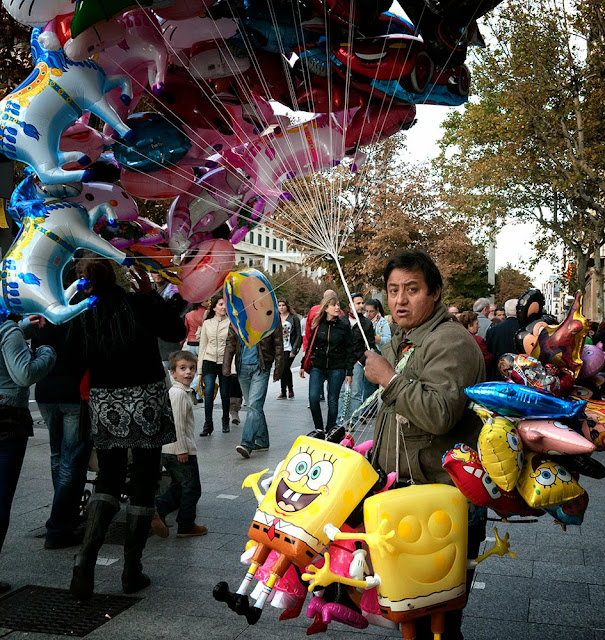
{"left": 516, "top": 452, "right": 585, "bottom": 509}
{"left": 223, "top": 268, "right": 278, "bottom": 347}
{"left": 213, "top": 436, "right": 378, "bottom": 625}
{"left": 303, "top": 484, "right": 516, "bottom": 640}
{"left": 475, "top": 407, "right": 523, "bottom": 491}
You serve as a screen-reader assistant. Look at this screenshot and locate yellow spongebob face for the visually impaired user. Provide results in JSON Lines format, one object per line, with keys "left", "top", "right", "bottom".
{"left": 363, "top": 485, "right": 468, "bottom": 612}
{"left": 517, "top": 452, "right": 584, "bottom": 508}
{"left": 260, "top": 436, "right": 378, "bottom": 541}
{"left": 477, "top": 416, "right": 523, "bottom": 492}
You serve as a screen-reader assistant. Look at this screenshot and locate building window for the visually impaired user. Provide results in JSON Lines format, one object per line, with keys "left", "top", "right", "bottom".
{"left": 273, "top": 238, "right": 277, "bottom": 250}
{"left": 265, "top": 236, "right": 269, "bottom": 248}
{"left": 272, "top": 264, "right": 276, "bottom": 274}
{"left": 279, "top": 265, "right": 283, "bottom": 271}
{"left": 257, "top": 234, "right": 262, "bottom": 246}
{"left": 249, "top": 231, "right": 254, "bottom": 243}
{"left": 280, "top": 240, "right": 283, "bottom": 251}
{"left": 249, "top": 259, "right": 253, "bottom": 267}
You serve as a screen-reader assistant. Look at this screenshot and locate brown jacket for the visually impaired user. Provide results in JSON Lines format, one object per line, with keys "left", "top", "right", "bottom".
{"left": 372, "top": 303, "right": 485, "bottom": 485}
{"left": 222, "top": 324, "right": 284, "bottom": 380}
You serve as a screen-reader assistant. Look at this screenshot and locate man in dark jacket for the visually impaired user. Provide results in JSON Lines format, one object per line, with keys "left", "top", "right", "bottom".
{"left": 485, "top": 298, "right": 519, "bottom": 380}
{"left": 223, "top": 324, "right": 284, "bottom": 459}
{"left": 337, "top": 293, "right": 374, "bottom": 425}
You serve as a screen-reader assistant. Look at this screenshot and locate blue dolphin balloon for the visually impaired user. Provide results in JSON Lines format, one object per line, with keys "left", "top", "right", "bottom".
{"left": 465, "top": 382, "right": 586, "bottom": 419}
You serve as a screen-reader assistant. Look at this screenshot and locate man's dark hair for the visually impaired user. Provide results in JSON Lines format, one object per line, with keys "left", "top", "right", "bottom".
{"left": 351, "top": 292, "right": 363, "bottom": 301}
{"left": 496, "top": 306, "right": 505, "bottom": 313}
{"left": 383, "top": 249, "right": 443, "bottom": 300}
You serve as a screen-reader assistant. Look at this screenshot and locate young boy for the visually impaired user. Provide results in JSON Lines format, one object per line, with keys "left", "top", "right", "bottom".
{"left": 152, "top": 351, "right": 207, "bottom": 538}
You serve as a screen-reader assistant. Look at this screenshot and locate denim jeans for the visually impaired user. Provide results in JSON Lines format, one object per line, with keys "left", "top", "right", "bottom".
{"left": 202, "top": 369, "right": 230, "bottom": 425}
{"left": 0, "top": 435, "right": 28, "bottom": 552}
{"left": 156, "top": 454, "right": 202, "bottom": 533}
{"left": 38, "top": 403, "right": 92, "bottom": 543}
{"left": 95, "top": 447, "right": 161, "bottom": 508}
{"left": 337, "top": 362, "right": 365, "bottom": 424}
{"left": 309, "top": 367, "right": 346, "bottom": 431}
{"left": 238, "top": 364, "right": 271, "bottom": 450}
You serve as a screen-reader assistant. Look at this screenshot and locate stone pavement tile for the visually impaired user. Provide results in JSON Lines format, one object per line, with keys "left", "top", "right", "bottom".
{"left": 464, "top": 575, "right": 529, "bottom": 621}
{"left": 485, "top": 519, "right": 538, "bottom": 545}
{"left": 85, "top": 610, "right": 249, "bottom": 640}
{"left": 583, "top": 547, "right": 605, "bottom": 569}
{"left": 235, "top": 616, "right": 395, "bottom": 640}
{"left": 538, "top": 530, "right": 593, "bottom": 549}
{"left": 533, "top": 560, "right": 605, "bottom": 585}
{"left": 589, "top": 584, "right": 605, "bottom": 605}
{"left": 0, "top": 630, "right": 11, "bottom": 638}
{"left": 461, "top": 616, "right": 596, "bottom": 640}
{"left": 474, "top": 554, "right": 533, "bottom": 578}
{"left": 529, "top": 599, "right": 603, "bottom": 628}
{"left": 597, "top": 632, "right": 605, "bottom": 640}
{"left": 502, "top": 542, "right": 584, "bottom": 565}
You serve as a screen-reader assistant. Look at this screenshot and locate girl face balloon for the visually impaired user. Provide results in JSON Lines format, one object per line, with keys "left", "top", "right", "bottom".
{"left": 223, "top": 268, "right": 278, "bottom": 347}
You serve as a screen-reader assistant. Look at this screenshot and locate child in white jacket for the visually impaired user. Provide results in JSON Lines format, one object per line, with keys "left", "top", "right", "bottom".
{"left": 152, "top": 351, "right": 207, "bottom": 538}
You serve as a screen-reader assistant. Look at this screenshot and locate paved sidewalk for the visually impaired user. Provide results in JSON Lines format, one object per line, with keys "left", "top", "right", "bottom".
{"left": 1, "top": 370, "right": 604, "bottom": 639}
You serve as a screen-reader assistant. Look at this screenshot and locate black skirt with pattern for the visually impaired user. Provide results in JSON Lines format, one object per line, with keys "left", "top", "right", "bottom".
{"left": 89, "top": 380, "right": 176, "bottom": 450}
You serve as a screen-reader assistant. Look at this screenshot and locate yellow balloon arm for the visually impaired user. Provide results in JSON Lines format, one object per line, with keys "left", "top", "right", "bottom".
{"left": 302, "top": 553, "right": 379, "bottom": 592}
{"left": 241, "top": 468, "right": 270, "bottom": 504}
{"left": 472, "top": 527, "right": 516, "bottom": 566}
{"left": 327, "top": 519, "right": 395, "bottom": 557}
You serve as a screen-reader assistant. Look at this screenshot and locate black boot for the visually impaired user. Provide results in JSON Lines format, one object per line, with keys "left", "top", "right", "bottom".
{"left": 70, "top": 494, "right": 119, "bottom": 600}
{"left": 222, "top": 416, "right": 230, "bottom": 433}
{"left": 200, "top": 422, "right": 213, "bottom": 436}
{"left": 122, "top": 505, "right": 154, "bottom": 594}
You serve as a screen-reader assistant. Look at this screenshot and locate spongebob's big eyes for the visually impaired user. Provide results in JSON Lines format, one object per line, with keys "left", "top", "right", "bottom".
{"left": 506, "top": 431, "right": 520, "bottom": 452}
{"left": 306, "top": 461, "right": 334, "bottom": 490}
{"left": 398, "top": 516, "right": 422, "bottom": 543}
{"left": 428, "top": 510, "right": 452, "bottom": 539}
{"left": 536, "top": 468, "right": 556, "bottom": 486}
{"left": 554, "top": 465, "right": 571, "bottom": 482}
{"left": 286, "top": 453, "right": 312, "bottom": 481}
{"left": 481, "top": 474, "right": 501, "bottom": 499}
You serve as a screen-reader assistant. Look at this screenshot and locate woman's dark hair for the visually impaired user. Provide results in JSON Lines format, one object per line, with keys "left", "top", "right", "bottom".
{"left": 75, "top": 258, "right": 135, "bottom": 355}
{"left": 278, "top": 298, "right": 294, "bottom": 315}
{"left": 383, "top": 249, "right": 443, "bottom": 300}
{"left": 365, "top": 298, "right": 385, "bottom": 316}
{"left": 205, "top": 295, "right": 224, "bottom": 320}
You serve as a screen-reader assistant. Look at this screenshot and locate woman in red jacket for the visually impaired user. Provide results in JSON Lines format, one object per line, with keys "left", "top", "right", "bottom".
{"left": 459, "top": 311, "right": 494, "bottom": 369}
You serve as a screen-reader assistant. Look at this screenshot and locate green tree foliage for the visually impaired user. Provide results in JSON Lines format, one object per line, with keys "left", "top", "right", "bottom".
{"left": 494, "top": 264, "right": 533, "bottom": 306}
{"left": 267, "top": 265, "right": 325, "bottom": 315}
{"left": 437, "top": 0, "right": 605, "bottom": 314}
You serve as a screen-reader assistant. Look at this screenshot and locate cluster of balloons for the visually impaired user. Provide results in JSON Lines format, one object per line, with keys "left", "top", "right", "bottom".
{"left": 213, "top": 435, "right": 514, "bottom": 637}
{"left": 443, "top": 289, "right": 605, "bottom": 530}
{"left": 1, "top": 0, "right": 503, "bottom": 322}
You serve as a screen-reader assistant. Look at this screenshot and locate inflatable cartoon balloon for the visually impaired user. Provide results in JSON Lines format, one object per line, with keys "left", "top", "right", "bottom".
{"left": 213, "top": 435, "right": 379, "bottom": 624}
{"left": 178, "top": 239, "right": 235, "bottom": 303}
{"left": 543, "top": 491, "right": 589, "bottom": 528}
{"left": 516, "top": 288, "right": 546, "bottom": 329}
{"left": 579, "top": 342, "right": 605, "bottom": 379}
{"left": 531, "top": 291, "right": 589, "bottom": 377}
{"left": 475, "top": 409, "right": 522, "bottom": 491}
{"left": 1, "top": 196, "right": 131, "bottom": 324}
{"left": 223, "top": 269, "right": 278, "bottom": 347}
{"left": 0, "top": 31, "right": 132, "bottom": 185}
{"left": 516, "top": 452, "right": 584, "bottom": 509}
{"left": 517, "top": 419, "right": 596, "bottom": 456}
{"left": 465, "top": 383, "right": 587, "bottom": 419}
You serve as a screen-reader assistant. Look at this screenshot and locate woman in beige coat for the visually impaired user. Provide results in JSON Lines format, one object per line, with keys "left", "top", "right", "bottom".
{"left": 196, "top": 297, "right": 232, "bottom": 435}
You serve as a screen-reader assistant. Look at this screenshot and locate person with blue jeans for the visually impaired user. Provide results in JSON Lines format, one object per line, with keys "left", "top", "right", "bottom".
{"left": 0, "top": 312, "right": 56, "bottom": 594}
{"left": 33, "top": 320, "right": 92, "bottom": 549}
{"left": 362, "top": 298, "right": 392, "bottom": 405}
{"left": 300, "top": 296, "right": 353, "bottom": 438}
{"left": 223, "top": 323, "right": 283, "bottom": 459}
{"left": 336, "top": 293, "right": 374, "bottom": 426}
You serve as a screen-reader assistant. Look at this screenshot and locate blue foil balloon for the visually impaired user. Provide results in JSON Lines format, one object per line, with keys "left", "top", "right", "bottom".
{"left": 465, "top": 382, "right": 587, "bottom": 419}
{"left": 114, "top": 112, "right": 191, "bottom": 172}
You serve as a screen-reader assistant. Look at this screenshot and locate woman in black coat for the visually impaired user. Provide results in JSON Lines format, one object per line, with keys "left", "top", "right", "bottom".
{"left": 68, "top": 260, "right": 185, "bottom": 601}
{"left": 300, "top": 295, "right": 353, "bottom": 436}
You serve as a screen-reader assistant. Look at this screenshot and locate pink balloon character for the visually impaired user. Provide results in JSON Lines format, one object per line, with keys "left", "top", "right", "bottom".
{"left": 579, "top": 342, "right": 605, "bottom": 379}
{"left": 154, "top": 0, "right": 219, "bottom": 20}
{"left": 120, "top": 166, "right": 195, "bottom": 200}
{"left": 517, "top": 419, "right": 596, "bottom": 456}
{"left": 178, "top": 238, "right": 235, "bottom": 302}
{"left": 158, "top": 15, "right": 238, "bottom": 52}
{"left": 60, "top": 116, "right": 107, "bottom": 170}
